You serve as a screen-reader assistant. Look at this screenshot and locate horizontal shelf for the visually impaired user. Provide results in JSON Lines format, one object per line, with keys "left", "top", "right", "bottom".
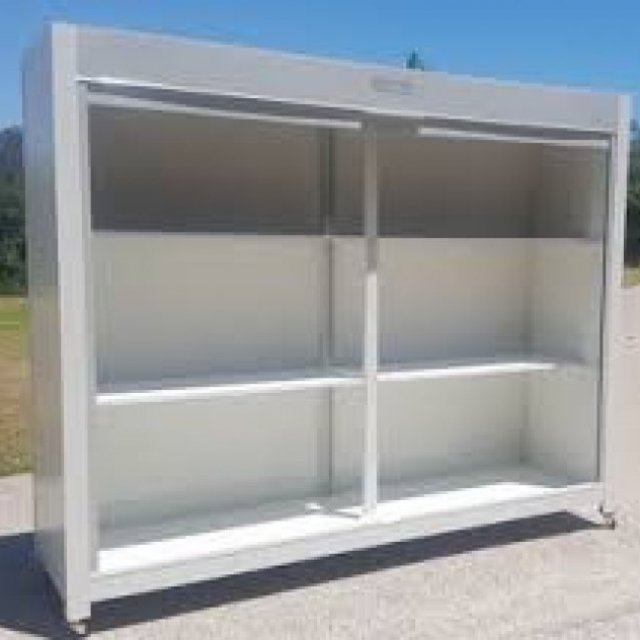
{"left": 95, "top": 355, "right": 579, "bottom": 406}
{"left": 96, "top": 368, "right": 362, "bottom": 406}
{"left": 95, "top": 465, "right": 599, "bottom": 586}
{"left": 378, "top": 355, "right": 566, "bottom": 383}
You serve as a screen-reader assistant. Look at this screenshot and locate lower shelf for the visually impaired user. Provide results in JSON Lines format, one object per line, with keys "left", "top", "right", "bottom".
{"left": 96, "top": 367, "right": 361, "bottom": 405}
{"left": 93, "top": 466, "right": 601, "bottom": 601}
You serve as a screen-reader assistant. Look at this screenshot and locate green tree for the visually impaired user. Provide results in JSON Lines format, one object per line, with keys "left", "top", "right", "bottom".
{"left": 405, "top": 50, "right": 428, "bottom": 71}
{"left": 0, "top": 173, "right": 25, "bottom": 293}
{"left": 0, "top": 126, "right": 25, "bottom": 293}
{"left": 0, "top": 114, "right": 639, "bottom": 288}
{"left": 626, "top": 120, "right": 640, "bottom": 264}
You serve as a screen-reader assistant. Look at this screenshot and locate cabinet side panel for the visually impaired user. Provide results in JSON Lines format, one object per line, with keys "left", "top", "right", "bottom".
{"left": 601, "top": 98, "right": 631, "bottom": 509}
{"left": 23, "top": 33, "right": 66, "bottom": 594}
{"left": 51, "top": 24, "right": 93, "bottom": 622}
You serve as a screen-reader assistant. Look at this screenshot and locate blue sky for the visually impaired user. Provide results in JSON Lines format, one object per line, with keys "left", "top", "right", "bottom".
{"left": 1, "top": 1, "right": 639, "bottom": 128}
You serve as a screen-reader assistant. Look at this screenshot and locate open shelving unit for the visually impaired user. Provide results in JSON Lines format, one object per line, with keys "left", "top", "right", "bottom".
{"left": 24, "top": 24, "right": 630, "bottom": 626}
{"left": 87, "top": 117, "right": 607, "bottom": 592}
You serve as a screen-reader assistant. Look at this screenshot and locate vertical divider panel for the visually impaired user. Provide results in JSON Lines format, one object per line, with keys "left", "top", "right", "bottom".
{"left": 318, "top": 129, "right": 335, "bottom": 494}
{"left": 363, "top": 123, "right": 379, "bottom": 513}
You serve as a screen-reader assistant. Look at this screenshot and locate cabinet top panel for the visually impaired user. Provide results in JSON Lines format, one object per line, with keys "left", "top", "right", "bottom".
{"left": 45, "top": 23, "right": 625, "bottom": 133}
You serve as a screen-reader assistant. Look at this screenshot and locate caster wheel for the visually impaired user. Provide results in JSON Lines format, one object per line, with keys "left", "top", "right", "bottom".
{"left": 70, "top": 619, "right": 90, "bottom": 637}
{"left": 598, "top": 505, "right": 617, "bottom": 530}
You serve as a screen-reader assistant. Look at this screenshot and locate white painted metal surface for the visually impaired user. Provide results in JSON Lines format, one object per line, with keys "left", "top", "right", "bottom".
{"left": 96, "top": 368, "right": 362, "bottom": 405}
{"left": 87, "top": 90, "right": 363, "bottom": 130}
{"left": 92, "top": 466, "right": 602, "bottom": 601}
{"left": 73, "top": 26, "right": 619, "bottom": 131}
{"left": 24, "top": 24, "right": 67, "bottom": 599}
{"left": 363, "top": 123, "right": 379, "bottom": 513}
{"left": 24, "top": 24, "right": 93, "bottom": 623}
{"left": 97, "top": 466, "right": 594, "bottom": 575}
{"left": 416, "top": 125, "right": 610, "bottom": 149}
{"left": 96, "top": 354, "right": 567, "bottom": 407}
{"left": 93, "top": 390, "right": 344, "bottom": 530}
{"left": 93, "top": 233, "right": 328, "bottom": 383}
{"left": 24, "top": 23, "right": 629, "bottom": 625}
{"left": 378, "top": 356, "right": 561, "bottom": 382}
{"left": 600, "top": 97, "right": 632, "bottom": 511}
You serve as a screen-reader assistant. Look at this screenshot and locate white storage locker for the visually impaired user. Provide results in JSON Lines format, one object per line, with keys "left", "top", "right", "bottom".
{"left": 23, "top": 23, "right": 630, "bottom": 629}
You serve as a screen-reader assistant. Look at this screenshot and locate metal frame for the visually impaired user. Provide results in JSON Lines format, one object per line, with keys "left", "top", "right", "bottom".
{"left": 363, "top": 122, "right": 379, "bottom": 514}
{"left": 77, "top": 73, "right": 617, "bottom": 135}
{"left": 51, "top": 25, "right": 94, "bottom": 623}
{"left": 599, "top": 96, "right": 632, "bottom": 510}
{"left": 318, "top": 129, "right": 337, "bottom": 495}
{"left": 24, "top": 23, "right": 631, "bottom": 626}
{"left": 416, "top": 125, "right": 610, "bottom": 149}
{"left": 86, "top": 90, "right": 363, "bottom": 131}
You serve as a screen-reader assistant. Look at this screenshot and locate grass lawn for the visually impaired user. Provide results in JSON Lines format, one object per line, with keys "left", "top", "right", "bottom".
{"left": 624, "top": 265, "right": 640, "bottom": 288}
{"left": 0, "top": 296, "right": 28, "bottom": 476}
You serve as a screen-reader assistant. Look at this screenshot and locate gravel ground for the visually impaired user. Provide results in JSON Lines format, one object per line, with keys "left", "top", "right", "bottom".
{"left": 0, "top": 289, "right": 638, "bottom": 639}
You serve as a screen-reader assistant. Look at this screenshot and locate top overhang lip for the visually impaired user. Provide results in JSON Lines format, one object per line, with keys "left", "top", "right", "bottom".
{"left": 56, "top": 22, "right": 627, "bottom": 135}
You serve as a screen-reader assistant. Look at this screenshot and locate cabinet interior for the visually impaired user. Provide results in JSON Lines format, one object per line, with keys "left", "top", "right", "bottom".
{"left": 87, "top": 103, "right": 608, "bottom": 565}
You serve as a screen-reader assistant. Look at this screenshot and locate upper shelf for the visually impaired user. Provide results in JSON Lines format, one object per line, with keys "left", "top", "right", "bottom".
{"left": 97, "top": 367, "right": 362, "bottom": 406}
{"left": 95, "top": 354, "right": 581, "bottom": 407}
{"left": 378, "top": 356, "right": 564, "bottom": 383}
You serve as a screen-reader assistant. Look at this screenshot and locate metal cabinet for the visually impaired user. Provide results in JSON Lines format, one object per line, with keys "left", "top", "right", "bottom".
{"left": 23, "top": 23, "right": 630, "bottom": 628}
